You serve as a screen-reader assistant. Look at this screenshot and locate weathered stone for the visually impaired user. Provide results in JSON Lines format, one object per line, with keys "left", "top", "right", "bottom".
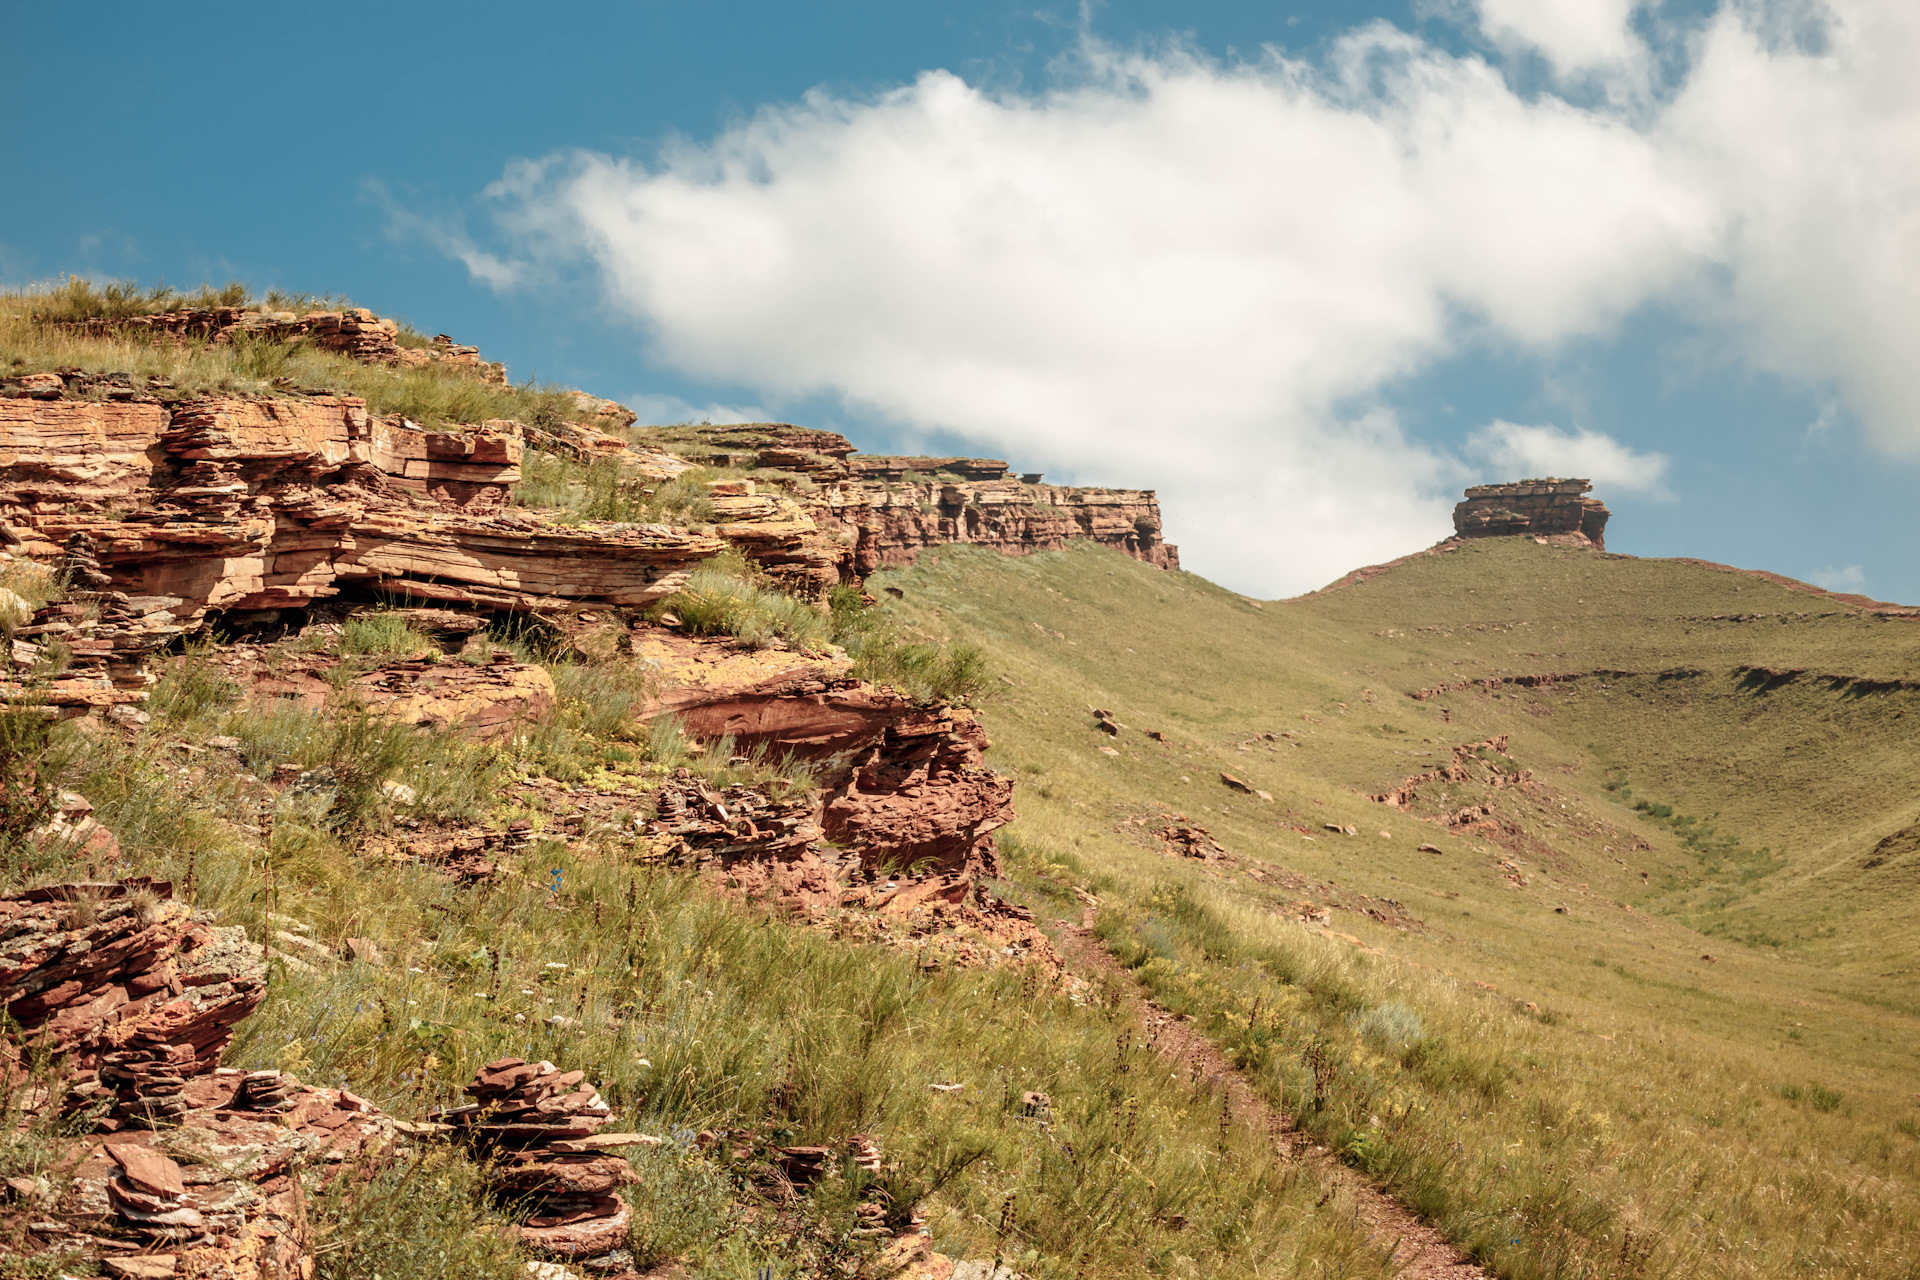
{"left": 1453, "top": 479, "right": 1609, "bottom": 548}
{"left": 2, "top": 395, "right": 722, "bottom": 626}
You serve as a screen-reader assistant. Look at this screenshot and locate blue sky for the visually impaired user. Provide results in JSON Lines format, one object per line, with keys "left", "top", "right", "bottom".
{"left": 5, "top": 1, "right": 1913, "bottom": 600}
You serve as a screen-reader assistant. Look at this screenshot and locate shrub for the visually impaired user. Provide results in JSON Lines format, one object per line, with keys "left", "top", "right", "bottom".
{"left": 828, "top": 586, "right": 990, "bottom": 705}
{"left": 340, "top": 613, "right": 432, "bottom": 658}
{"left": 225, "top": 703, "right": 503, "bottom": 829}
{"left": 1351, "top": 1001, "right": 1427, "bottom": 1051}
{"left": 0, "top": 710, "right": 57, "bottom": 860}
{"left": 27, "top": 275, "right": 248, "bottom": 323}
{"left": 1778, "top": 1082, "right": 1844, "bottom": 1112}
{"left": 147, "top": 642, "right": 243, "bottom": 722}
{"left": 513, "top": 453, "right": 717, "bottom": 525}
{"left": 309, "top": 1149, "right": 523, "bottom": 1280}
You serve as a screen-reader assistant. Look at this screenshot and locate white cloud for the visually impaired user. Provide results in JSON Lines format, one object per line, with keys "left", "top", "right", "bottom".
{"left": 622, "top": 393, "right": 769, "bottom": 427}
{"left": 1809, "top": 564, "right": 1866, "bottom": 593}
{"left": 1662, "top": 1, "right": 1920, "bottom": 456}
{"left": 1468, "top": 421, "right": 1670, "bottom": 495}
{"left": 1472, "top": 0, "right": 1648, "bottom": 80}
{"left": 368, "top": 182, "right": 527, "bottom": 290}
{"left": 433, "top": 1, "right": 1920, "bottom": 595}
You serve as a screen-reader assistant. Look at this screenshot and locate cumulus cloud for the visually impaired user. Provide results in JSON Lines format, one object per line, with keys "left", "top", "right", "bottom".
{"left": 1809, "top": 564, "right": 1867, "bottom": 593}
{"left": 1468, "top": 421, "right": 1670, "bottom": 495}
{"left": 426, "top": 0, "right": 1920, "bottom": 595}
{"left": 1471, "top": 0, "right": 1649, "bottom": 80}
{"left": 622, "top": 393, "right": 769, "bottom": 427}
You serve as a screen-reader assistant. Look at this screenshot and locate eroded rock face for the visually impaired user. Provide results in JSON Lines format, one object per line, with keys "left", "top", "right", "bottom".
{"left": 0, "top": 880, "right": 410, "bottom": 1278}
{"left": 0, "top": 879, "right": 264, "bottom": 1086}
{"left": 630, "top": 423, "right": 1179, "bottom": 584}
{"left": 636, "top": 630, "right": 1014, "bottom": 881}
{"left": 1453, "top": 479, "right": 1609, "bottom": 548}
{"left": 0, "top": 394, "right": 722, "bottom": 626}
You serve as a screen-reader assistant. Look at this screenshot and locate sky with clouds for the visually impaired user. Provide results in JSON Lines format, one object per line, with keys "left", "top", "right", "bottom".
{"left": 5, "top": 1, "right": 1915, "bottom": 600}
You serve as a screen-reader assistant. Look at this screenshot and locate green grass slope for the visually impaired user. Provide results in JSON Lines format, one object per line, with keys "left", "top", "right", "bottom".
{"left": 871, "top": 538, "right": 1920, "bottom": 1280}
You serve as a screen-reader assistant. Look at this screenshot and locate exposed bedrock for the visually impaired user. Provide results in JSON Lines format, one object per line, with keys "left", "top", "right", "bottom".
{"left": 636, "top": 632, "right": 1015, "bottom": 881}
{"left": 1453, "top": 478, "right": 1609, "bottom": 548}
{"left": 0, "top": 394, "right": 720, "bottom": 625}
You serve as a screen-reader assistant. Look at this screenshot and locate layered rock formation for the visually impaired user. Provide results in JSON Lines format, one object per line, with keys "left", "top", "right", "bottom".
{"left": 1453, "top": 479, "right": 1609, "bottom": 548}
{"left": 638, "top": 422, "right": 1178, "bottom": 583}
{"left": 0, "top": 878, "right": 412, "bottom": 1279}
{"left": 636, "top": 631, "right": 1014, "bottom": 883}
{"left": 4, "top": 576, "right": 187, "bottom": 721}
{"left": 0, "top": 391, "right": 720, "bottom": 629}
{"left": 0, "top": 878, "right": 263, "bottom": 1091}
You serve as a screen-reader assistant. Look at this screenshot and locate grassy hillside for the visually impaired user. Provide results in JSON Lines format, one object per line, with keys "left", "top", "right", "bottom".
{"left": 870, "top": 538, "right": 1920, "bottom": 1280}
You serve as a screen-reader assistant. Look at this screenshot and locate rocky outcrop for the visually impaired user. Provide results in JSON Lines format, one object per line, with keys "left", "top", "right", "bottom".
{"left": 0, "top": 879, "right": 410, "bottom": 1279}
{"left": 0, "top": 393, "right": 721, "bottom": 626}
{"left": 817, "top": 475, "right": 1178, "bottom": 577}
{"left": 631, "top": 423, "right": 1179, "bottom": 582}
{"left": 52, "top": 305, "right": 508, "bottom": 383}
{"left": 217, "top": 645, "right": 556, "bottom": 739}
{"left": 0, "top": 879, "right": 264, "bottom": 1106}
{"left": 636, "top": 631, "right": 1014, "bottom": 881}
{"left": 4, "top": 580, "right": 187, "bottom": 721}
{"left": 1453, "top": 479, "right": 1609, "bottom": 548}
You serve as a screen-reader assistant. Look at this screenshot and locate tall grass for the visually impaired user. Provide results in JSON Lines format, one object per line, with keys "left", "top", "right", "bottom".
{"left": 4, "top": 687, "right": 1400, "bottom": 1277}
{"left": 512, "top": 452, "right": 716, "bottom": 524}
{"left": 667, "top": 553, "right": 833, "bottom": 653}
{"left": 221, "top": 847, "right": 1391, "bottom": 1279}
{"left": 26, "top": 275, "right": 250, "bottom": 323}
{"left": 830, "top": 585, "right": 990, "bottom": 704}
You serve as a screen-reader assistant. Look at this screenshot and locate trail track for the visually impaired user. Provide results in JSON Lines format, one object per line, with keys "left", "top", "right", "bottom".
{"left": 1053, "top": 916, "right": 1487, "bottom": 1280}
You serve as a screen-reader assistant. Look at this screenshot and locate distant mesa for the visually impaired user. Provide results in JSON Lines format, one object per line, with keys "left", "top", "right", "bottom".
{"left": 1453, "top": 478, "right": 1609, "bottom": 550}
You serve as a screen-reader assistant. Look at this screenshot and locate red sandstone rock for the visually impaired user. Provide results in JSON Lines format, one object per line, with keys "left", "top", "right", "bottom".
{"left": 1, "top": 395, "right": 722, "bottom": 624}
{"left": 440, "top": 1058, "right": 633, "bottom": 1261}
{"left": 1453, "top": 479, "right": 1609, "bottom": 548}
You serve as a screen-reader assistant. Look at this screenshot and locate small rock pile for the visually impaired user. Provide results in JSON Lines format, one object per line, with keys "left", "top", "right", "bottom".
{"left": 440, "top": 1058, "right": 638, "bottom": 1266}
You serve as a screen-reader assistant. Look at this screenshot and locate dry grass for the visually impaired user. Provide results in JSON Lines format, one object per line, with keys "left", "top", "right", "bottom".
{"left": 869, "top": 540, "right": 1920, "bottom": 1280}
{"left": 0, "top": 284, "right": 576, "bottom": 430}
{"left": 14, "top": 667, "right": 1402, "bottom": 1278}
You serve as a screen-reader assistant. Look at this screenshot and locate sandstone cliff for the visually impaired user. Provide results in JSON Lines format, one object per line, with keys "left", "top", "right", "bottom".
{"left": 641, "top": 422, "right": 1177, "bottom": 582}
{"left": 0, "top": 386, "right": 719, "bottom": 628}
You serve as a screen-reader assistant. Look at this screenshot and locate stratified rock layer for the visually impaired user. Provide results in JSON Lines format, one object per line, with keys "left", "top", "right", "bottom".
{"left": 1453, "top": 479, "right": 1609, "bottom": 548}
{"left": 0, "top": 393, "right": 721, "bottom": 625}
{"left": 635, "top": 422, "right": 1178, "bottom": 587}
{"left": 636, "top": 630, "right": 1014, "bottom": 884}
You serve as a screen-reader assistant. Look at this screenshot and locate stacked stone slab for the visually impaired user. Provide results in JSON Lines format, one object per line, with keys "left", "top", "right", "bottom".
{"left": 440, "top": 1057, "right": 637, "bottom": 1264}
{"left": 1452, "top": 479, "right": 1609, "bottom": 549}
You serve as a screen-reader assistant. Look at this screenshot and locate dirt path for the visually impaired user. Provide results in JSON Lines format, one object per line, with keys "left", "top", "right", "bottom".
{"left": 1053, "top": 916, "right": 1487, "bottom": 1280}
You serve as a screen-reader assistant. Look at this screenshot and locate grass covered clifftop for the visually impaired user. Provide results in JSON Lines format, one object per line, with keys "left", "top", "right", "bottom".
{"left": 868, "top": 538, "right": 1920, "bottom": 1280}
{"left": 0, "top": 277, "right": 580, "bottom": 428}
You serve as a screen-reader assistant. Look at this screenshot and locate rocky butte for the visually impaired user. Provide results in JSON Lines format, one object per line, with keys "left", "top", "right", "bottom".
{"left": 1452, "top": 478, "right": 1610, "bottom": 549}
